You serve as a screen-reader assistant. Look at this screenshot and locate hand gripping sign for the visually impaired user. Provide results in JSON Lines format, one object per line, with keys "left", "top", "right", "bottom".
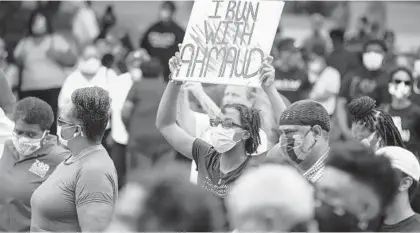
{"left": 172, "top": 0, "right": 285, "bottom": 87}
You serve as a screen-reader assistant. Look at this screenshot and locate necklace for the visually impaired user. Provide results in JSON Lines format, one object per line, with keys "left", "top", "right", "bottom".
{"left": 64, "top": 145, "right": 103, "bottom": 165}
{"left": 303, "top": 148, "right": 330, "bottom": 183}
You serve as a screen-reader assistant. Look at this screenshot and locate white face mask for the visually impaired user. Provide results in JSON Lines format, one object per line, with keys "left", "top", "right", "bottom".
{"left": 79, "top": 58, "right": 101, "bottom": 75}
{"left": 210, "top": 125, "right": 241, "bottom": 154}
{"left": 12, "top": 132, "right": 46, "bottom": 157}
{"left": 363, "top": 52, "right": 384, "bottom": 71}
{"left": 129, "top": 68, "right": 142, "bottom": 81}
{"left": 389, "top": 82, "right": 411, "bottom": 99}
{"left": 57, "top": 125, "right": 81, "bottom": 147}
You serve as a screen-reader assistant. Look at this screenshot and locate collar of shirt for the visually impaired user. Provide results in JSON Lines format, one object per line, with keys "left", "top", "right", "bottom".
{"left": 303, "top": 148, "right": 330, "bottom": 183}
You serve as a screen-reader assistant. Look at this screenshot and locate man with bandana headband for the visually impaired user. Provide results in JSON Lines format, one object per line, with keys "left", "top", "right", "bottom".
{"left": 266, "top": 100, "right": 330, "bottom": 183}
{"left": 383, "top": 67, "right": 420, "bottom": 157}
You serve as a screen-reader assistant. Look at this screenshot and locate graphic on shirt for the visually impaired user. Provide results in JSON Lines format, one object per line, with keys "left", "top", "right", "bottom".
{"left": 29, "top": 159, "right": 50, "bottom": 178}
{"left": 349, "top": 76, "right": 378, "bottom": 99}
{"left": 392, "top": 116, "right": 410, "bottom": 142}
{"left": 275, "top": 79, "right": 302, "bottom": 91}
{"left": 202, "top": 176, "right": 233, "bottom": 198}
{"left": 148, "top": 32, "right": 176, "bottom": 48}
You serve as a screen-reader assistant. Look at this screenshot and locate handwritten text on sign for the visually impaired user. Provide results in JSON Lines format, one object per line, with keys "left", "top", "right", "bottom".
{"left": 174, "top": 0, "right": 285, "bottom": 86}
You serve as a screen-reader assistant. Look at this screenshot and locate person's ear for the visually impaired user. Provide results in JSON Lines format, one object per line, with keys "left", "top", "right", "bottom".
{"left": 242, "top": 130, "right": 250, "bottom": 140}
{"left": 399, "top": 176, "right": 413, "bottom": 192}
{"left": 312, "top": 125, "right": 323, "bottom": 139}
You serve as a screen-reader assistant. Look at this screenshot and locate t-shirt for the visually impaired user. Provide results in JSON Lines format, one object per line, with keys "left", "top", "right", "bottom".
{"left": 309, "top": 66, "right": 341, "bottom": 115}
{"left": 30, "top": 145, "right": 118, "bottom": 232}
{"left": 385, "top": 104, "right": 420, "bottom": 157}
{"left": 379, "top": 214, "right": 420, "bottom": 232}
{"left": 140, "top": 21, "right": 185, "bottom": 82}
{"left": 192, "top": 138, "right": 264, "bottom": 198}
{"left": 274, "top": 67, "right": 311, "bottom": 103}
{"left": 0, "top": 136, "right": 68, "bottom": 232}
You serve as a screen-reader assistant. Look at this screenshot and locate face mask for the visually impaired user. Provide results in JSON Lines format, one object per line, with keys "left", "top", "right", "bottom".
{"left": 210, "top": 125, "right": 241, "bottom": 154}
{"left": 129, "top": 68, "right": 142, "bottom": 81}
{"left": 361, "top": 131, "right": 382, "bottom": 151}
{"left": 79, "top": 58, "right": 101, "bottom": 75}
{"left": 388, "top": 82, "right": 411, "bottom": 99}
{"left": 280, "top": 129, "right": 316, "bottom": 164}
{"left": 12, "top": 132, "right": 46, "bottom": 157}
{"left": 315, "top": 200, "right": 367, "bottom": 232}
{"left": 57, "top": 125, "right": 81, "bottom": 147}
{"left": 309, "top": 60, "right": 324, "bottom": 74}
{"left": 363, "top": 52, "right": 384, "bottom": 71}
{"left": 159, "top": 9, "right": 172, "bottom": 22}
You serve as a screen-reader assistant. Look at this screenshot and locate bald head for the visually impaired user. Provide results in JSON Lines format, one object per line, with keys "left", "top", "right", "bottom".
{"left": 227, "top": 164, "right": 315, "bottom": 232}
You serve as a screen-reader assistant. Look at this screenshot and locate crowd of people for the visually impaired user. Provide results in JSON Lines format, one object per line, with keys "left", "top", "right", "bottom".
{"left": 1, "top": 0, "right": 420, "bottom": 232}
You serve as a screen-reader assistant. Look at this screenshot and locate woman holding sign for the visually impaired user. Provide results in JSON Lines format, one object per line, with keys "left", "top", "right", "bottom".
{"left": 156, "top": 49, "right": 278, "bottom": 199}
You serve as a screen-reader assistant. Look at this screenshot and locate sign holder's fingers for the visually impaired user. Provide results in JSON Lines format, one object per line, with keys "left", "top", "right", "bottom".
{"left": 266, "top": 56, "right": 274, "bottom": 65}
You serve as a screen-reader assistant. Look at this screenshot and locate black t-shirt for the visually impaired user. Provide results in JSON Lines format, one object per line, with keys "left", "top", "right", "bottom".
{"left": 379, "top": 214, "right": 420, "bottom": 232}
{"left": 192, "top": 139, "right": 264, "bottom": 199}
{"left": 385, "top": 103, "right": 420, "bottom": 157}
{"left": 274, "top": 67, "right": 311, "bottom": 103}
{"left": 140, "top": 21, "right": 185, "bottom": 82}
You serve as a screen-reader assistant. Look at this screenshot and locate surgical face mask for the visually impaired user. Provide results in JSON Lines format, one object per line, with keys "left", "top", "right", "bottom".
{"left": 389, "top": 81, "right": 411, "bottom": 99}
{"left": 79, "top": 58, "right": 101, "bottom": 75}
{"left": 57, "top": 125, "right": 81, "bottom": 147}
{"left": 12, "top": 132, "right": 46, "bottom": 157}
{"left": 363, "top": 52, "right": 384, "bottom": 71}
{"left": 32, "top": 15, "right": 47, "bottom": 36}
{"left": 210, "top": 125, "right": 241, "bottom": 154}
{"left": 129, "top": 68, "right": 142, "bottom": 81}
{"left": 159, "top": 9, "right": 172, "bottom": 22}
{"left": 360, "top": 131, "right": 382, "bottom": 151}
{"left": 280, "top": 129, "right": 316, "bottom": 164}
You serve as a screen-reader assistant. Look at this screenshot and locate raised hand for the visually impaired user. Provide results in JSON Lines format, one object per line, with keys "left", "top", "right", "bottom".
{"left": 169, "top": 44, "right": 184, "bottom": 85}
{"left": 260, "top": 56, "right": 275, "bottom": 90}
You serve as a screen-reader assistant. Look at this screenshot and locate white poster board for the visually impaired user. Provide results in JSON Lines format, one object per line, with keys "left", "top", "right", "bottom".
{"left": 173, "top": 0, "right": 285, "bottom": 87}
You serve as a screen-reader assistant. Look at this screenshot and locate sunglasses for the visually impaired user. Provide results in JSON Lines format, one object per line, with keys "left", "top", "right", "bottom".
{"left": 393, "top": 79, "right": 411, "bottom": 86}
{"left": 210, "top": 118, "right": 244, "bottom": 129}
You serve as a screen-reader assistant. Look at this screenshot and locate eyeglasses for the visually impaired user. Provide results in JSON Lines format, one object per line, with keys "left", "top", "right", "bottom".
{"left": 393, "top": 79, "right": 411, "bottom": 86}
{"left": 210, "top": 118, "right": 244, "bottom": 129}
{"left": 57, "top": 117, "right": 76, "bottom": 126}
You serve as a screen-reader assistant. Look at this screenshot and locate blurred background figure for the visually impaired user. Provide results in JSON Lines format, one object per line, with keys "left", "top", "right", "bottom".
{"left": 72, "top": 0, "right": 99, "bottom": 52}
{"left": 107, "top": 162, "right": 225, "bottom": 232}
{"left": 98, "top": 4, "right": 117, "bottom": 40}
{"left": 302, "top": 13, "right": 332, "bottom": 55}
{"left": 0, "top": 37, "right": 18, "bottom": 98}
{"left": 329, "top": 1, "right": 350, "bottom": 32}
{"left": 14, "top": 10, "right": 77, "bottom": 135}
{"left": 227, "top": 164, "right": 317, "bottom": 232}
{"left": 315, "top": 141, "right": 400, "bottom": 232}
{"left": 140, "top": 1, "right": 185, "bottom": 83}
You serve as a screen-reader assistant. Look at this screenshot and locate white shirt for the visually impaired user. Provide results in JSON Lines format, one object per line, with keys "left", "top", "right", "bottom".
{"left": 309, "top": 66, "right": 341, "bottom": 115}
{"left": 0, "top": 108, "right": 14, "bottom": 159}
{"left": 58, "top": 66, "right": 118, "bottom": 111}
{"left": 109, "top": 73, "right": 133, "bottom": 145}
{"left": 72, "top": 7, "right": 99, "bottom": 46}
{"left": 190, "top": 112, "right": 268, "bottom": 184}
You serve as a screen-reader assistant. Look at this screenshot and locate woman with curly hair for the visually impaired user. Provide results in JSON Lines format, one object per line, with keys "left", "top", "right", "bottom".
{"left": 30, "top": 87, "right": 118, "bottom": 232}
{"left": 348, "top": 96, "right": 404, "bottom": 151}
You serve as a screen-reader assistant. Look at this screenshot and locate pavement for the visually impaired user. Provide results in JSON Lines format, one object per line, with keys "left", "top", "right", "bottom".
{"left": 88, "top": 1, "right": 420, "bottom": 53}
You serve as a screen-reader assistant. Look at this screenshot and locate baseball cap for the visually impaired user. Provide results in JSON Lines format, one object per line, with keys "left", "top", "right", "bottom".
{"left": 376, "top": 146, "right": 420, "bottom": 181}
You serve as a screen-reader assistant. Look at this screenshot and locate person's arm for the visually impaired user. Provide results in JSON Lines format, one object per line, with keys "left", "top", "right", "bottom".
{"left": 13, "top": 38, "right": 26, "bottom": 65}
{"left": 156, "top": 81, "right": 195, "bottom": 159}
{"left": 47, "top": 34, "right": 78, "bottom": 67}
{"left": 140, "top": 28, "right": 152, "bottom": 53}
{"left": 176, "top": 86, "right": 197, "bottom": 136}
{"left": 310, "top": 68, "right": 341, "bottom": 102}
{"left": 260, "top": 56, "right": 287, "bottom": 125}
{"left": 76, "top": 166, "right": 117, "bottom": 232}
{"left": 121, "top": 85, "right": 138, "bottom": 130}
{"left": 0, "top": 71, "right": 15, "bottom": 117}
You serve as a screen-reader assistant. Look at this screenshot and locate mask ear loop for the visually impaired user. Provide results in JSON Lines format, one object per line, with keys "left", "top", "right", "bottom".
{"left": 301, "top": 128, "right": 318, "bottom": 153}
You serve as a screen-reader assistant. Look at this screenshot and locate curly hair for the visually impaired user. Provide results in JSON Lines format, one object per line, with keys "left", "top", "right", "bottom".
{"left": 71, "top": 87, "right": 110, "bottom": 142}
{"left": 327, "top": 141, "right": 400, "bottom": 209}
{"left": 13, "top": 97, "right": 54, "bottom": 131}
{"left": 222, "top": 103, "right": 261, "bottom": 154}
{"left": 348, "top": 96, "right": 404, "bottom": 148}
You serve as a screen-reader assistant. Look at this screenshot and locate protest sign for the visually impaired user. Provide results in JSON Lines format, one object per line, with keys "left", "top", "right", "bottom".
{"left": 173, "top": 0, "right": 285, "bottom": 87}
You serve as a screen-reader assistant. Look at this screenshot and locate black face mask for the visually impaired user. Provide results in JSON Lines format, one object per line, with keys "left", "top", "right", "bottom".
{"left": 315, "top": 201, "right": 365, "bottom": 232}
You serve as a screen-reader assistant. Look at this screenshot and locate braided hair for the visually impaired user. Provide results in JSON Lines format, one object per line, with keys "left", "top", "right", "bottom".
{"left": 348, "top": 96, "right": 404, "bottom": 148}
{"left": 222, "top": 104, "right": 261, "bottom": 154}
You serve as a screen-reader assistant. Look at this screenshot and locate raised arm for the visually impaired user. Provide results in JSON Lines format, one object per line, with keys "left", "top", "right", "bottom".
{"left": 156, "top": 53, "right": 195, "bottom": 159}
{"left": 260, "top": 56, "right": 287, "bottom": 125}
{"left": 176, "top": 86, "right": 197, "bottom": 136}
{"left": 184, "top": 82, "right": 222, "bottom": 119}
